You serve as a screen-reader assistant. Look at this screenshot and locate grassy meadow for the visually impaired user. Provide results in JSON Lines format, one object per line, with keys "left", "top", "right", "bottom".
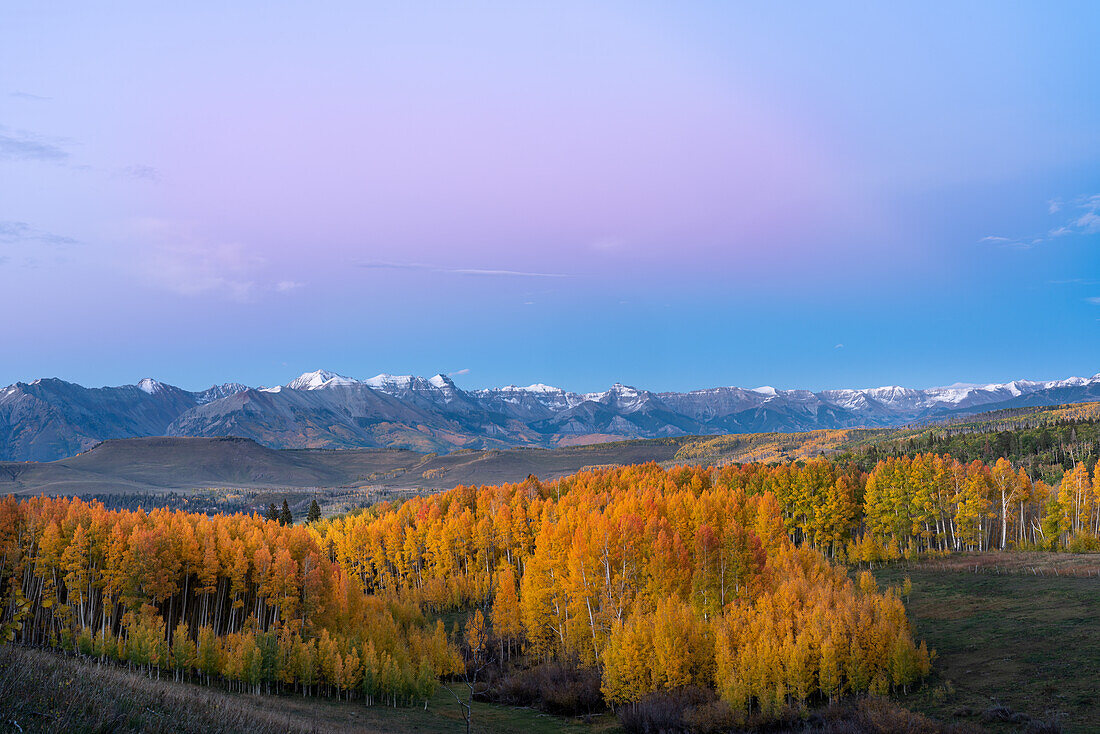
{"left": 873, "top": 554, "right": 1100, "bottom": 733}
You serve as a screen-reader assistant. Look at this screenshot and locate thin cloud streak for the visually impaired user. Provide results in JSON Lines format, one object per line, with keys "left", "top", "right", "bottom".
{"left": 979, "top": 235, "right": 1034, "bottom": 249}
{"left": 126, "top": 219, "right": 301, "bottom": 302}
{"left": 983, "top": 192, "right": 1100, "bottom": 249}
{"left": 9, "top": 91, "right": 51, "bottom": 101}
{"left": 0, "top": 126, "right": 69, "bottom": 162}
{"left": 357, "top": 260, "right": 569, "bottom": 278}
{"left": 115, "top": 164, "right": 160, "bottom": 182}
{"left": 0, "top": 221, "right": 77, "bottom": 246}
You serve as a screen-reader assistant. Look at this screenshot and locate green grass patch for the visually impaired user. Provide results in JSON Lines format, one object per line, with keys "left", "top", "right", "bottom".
{"left": 872, "top": 560, "right": 1100, "bottom": 732}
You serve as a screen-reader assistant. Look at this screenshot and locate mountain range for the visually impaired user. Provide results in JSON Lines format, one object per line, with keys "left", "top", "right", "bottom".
{"left": 2, "top": 369, "right": 1099, "bottom": 462}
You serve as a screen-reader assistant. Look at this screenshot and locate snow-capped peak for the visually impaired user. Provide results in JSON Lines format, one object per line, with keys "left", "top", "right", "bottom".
{"left": 196, "top": 382, "right": 249, "bottom": 404}
{"left": 286, "top": 369, "right": 360, "bottom": 390}
{"left": 137, "top": 378, "right": 165, "bottom": 394}
{"left": 364, "top": 374, "right": 415, "bottom": 390}
{"left": 496, "top": 383, "right": 564, "bottom": 394}
{"left": 429, "top": 374, "right": 453, "bottom": 389}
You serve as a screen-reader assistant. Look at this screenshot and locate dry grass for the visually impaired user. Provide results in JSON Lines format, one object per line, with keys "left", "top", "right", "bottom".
{"left": 0, "top": 645, "right": 617, "bottom": 734}
{"left": 914, "top": 551, "right": 1100, "bottom": 578}
{"left": 0, "top": 645, "right": 316, "bottom": 734}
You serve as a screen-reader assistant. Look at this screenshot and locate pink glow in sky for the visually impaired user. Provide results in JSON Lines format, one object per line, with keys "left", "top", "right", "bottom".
{"left": 2, "top": 2, "right": 1100, "bottom": 392}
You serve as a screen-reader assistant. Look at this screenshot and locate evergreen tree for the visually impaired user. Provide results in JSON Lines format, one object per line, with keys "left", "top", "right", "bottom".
{"left": 307, "top": 499, "right": 322, "bottom": 523}
{"left": 279, "top": 500, "right": 293, "bottom": 526}
{"left": 265, "top": 503, "right": 279, "bottom": 522}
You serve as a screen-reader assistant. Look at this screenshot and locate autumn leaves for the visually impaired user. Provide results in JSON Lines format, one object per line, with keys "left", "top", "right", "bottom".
{"left": 314, "top": 463, "right": 930, "bottom": 716}
{"left": 0, "top": 456, "right": 975, "bottom": 719}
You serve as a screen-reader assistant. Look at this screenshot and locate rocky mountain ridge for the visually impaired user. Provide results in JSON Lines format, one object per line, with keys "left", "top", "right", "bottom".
{"left": 2, "top": 369, "right": 1098, "bottom": 461}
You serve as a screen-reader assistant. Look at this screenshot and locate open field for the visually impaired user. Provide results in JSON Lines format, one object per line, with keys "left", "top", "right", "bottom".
{"left": 873, "top": 554, "right": 1100, "bottom": 733}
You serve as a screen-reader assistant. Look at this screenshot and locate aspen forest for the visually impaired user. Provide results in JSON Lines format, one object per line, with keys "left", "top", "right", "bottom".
{"left": 4, "top": 451, "right": 1100, "bottom": 726}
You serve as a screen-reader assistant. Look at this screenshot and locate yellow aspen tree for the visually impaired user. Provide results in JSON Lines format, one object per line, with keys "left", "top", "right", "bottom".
{"left": 491, "top": 565, "right": 523, "bottom": 660}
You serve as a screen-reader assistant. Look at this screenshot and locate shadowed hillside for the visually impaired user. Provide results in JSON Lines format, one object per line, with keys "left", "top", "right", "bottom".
{"left": 0, "top": 435, "right": 689, "bottom": 496}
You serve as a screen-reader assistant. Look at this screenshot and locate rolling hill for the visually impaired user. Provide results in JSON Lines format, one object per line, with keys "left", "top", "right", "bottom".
{"left": 5, "top": 400, "right": 1098, "bottom": 498}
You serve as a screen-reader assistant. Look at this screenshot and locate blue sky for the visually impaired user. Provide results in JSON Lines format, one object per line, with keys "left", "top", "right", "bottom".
{"left": 1, "top": 2, "right": 1099, "bottom": 392}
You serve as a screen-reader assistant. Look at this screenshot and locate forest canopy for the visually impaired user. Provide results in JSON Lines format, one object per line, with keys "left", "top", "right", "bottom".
{"left": 0, "top": 459, "right": 972, "bottom": 720}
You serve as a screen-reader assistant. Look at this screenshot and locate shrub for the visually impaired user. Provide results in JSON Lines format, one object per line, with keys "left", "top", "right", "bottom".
{"left": 493, "top": 662, "right": 604, "bottom": 716}
{"left": 617, "top": 686, "right": 716, "bottom": 734}
{"left": 1066, "top": 534, "right": 1100, "bottom": 553}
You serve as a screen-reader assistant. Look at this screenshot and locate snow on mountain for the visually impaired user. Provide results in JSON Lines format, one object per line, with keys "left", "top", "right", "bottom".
{"left": 364, "top": 373, "right": 416, "bottom": 391}
{"left": 137, "top": 378, "right": 165, "bottom": 395}
{"left": 196, "top": 383, "right": 250, "bottom": 404}
{"left": 3, "top": 370, "right": 1100, "bottom": 462}
{"left": 365, "top": 373, "right": 459, "bottom": 400}
{"left": 285, "top": 369, "right": 362, "bottom": 390}
{"left": 583, "top": 383, "right": 653, "bottom": 413}
{"left": 508, "top": 383, "right": 564, "bottom": 394}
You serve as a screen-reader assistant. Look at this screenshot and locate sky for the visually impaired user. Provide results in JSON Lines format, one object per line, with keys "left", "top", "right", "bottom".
{"left": 2, "top": 2, "right": 1099, "bottom": 393}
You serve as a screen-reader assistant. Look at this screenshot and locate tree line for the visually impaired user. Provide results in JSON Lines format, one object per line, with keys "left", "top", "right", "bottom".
{"left": 865, "top": 416, "right": 1099, "bottom": 482}
{"left": 0, "top": 497, "right": 457, "bottom": 704}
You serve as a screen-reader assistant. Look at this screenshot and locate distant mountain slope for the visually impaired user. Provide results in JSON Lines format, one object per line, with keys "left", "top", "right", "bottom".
{"left": 0, "top": 435, "right": 688, "bottom": 495}
{"left": 5, "top": 401, "right": 1099, "bottom": 497}
{"left": 0, "top": 378, "right": 248, "bottom": 461}
{"left": 1, "top": 368, "right": 1098, "bottom": 461}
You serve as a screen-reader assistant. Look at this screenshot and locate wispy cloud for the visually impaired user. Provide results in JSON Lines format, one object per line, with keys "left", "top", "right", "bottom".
{"left": 454, "top": 268, "right": 567, "bottom": 277}
{"left": 448, "top": 368, "right": 470, "bottom": 376}
{"left": 1075, "top": 213, "right": 1100, "bottom": 235}
{"left": 128, "top": 219, "right": 296, "bottom": 302}
{"left": 980, "top": 235, "right": 1034, "bottom": 249}
{"left": 149, "top": 242, "right": 263, "bottom": 301}
{"left": 983, "top": 193, "right": 1100, "bottom": 249}
{"left": 834, "top": 343, "right": 844, "bottom": 349}
{"left": 1048, "top": 278, "right": 1099, "bottom": 285}
{"left": 591, "top": 236, "right": 626, "bottom": 252}
{"left": 1048, "top": 194, "right": 1100, "bottom": 237}
{"left": 0, "top": 220, "right": 77, "bottom": 246}
{"left": 357, "top": 260, "right": 568, "bottom": 278}
{"left": 1086, "top": 297, "right": 1100, "bottom": 306}
{"left": 0, "top": 125, "right": 69, "bottom": 162}
{"left": 115, "top": 164, "right": 160, "bottom": 182}
{"left": 9, "top": 91, "right": 50, "bottom": 101}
